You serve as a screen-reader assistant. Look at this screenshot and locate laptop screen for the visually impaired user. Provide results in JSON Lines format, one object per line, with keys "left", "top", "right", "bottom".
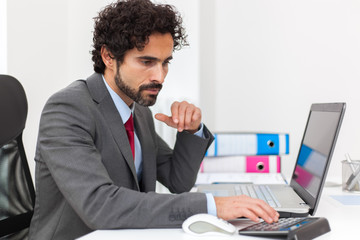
{"left": 290, "top": 103, "right": 345, "bottom": 214}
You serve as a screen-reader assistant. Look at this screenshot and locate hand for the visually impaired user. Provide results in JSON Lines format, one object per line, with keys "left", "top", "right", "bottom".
{"left": 214, "top": 195, "right": 279, "bottom": 223}
{"left": 155, "top": 101, "right": 201, "bottom": 134}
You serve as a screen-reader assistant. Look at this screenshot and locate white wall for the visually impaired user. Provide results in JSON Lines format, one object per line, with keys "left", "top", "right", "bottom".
{"left": 6, "top": 0, "right": 360, "bottom": 183}
{"left": 0, "top": 0, "right": 6, "bottom": 73}
{"left": 202, "top": 0, "right": 360, "bottom": 180}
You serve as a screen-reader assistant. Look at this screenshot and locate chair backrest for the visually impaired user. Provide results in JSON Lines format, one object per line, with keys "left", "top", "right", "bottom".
{"left": 0, "top": 75, "right": 35, "bottom": 239}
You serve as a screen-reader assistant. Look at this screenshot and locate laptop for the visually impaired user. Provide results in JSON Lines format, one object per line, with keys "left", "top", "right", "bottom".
{"left": 197, "top": 103, "right": 346, "bottom": 217}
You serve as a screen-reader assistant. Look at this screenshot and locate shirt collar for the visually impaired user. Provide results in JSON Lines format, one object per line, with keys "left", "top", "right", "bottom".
{"left": 102, "top": 74, "right": 135, "bottom": 124}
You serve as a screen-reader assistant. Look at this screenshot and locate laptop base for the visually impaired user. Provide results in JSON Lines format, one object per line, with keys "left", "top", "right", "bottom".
{"left": 278, "top": 211, "right": 309, "bottom": 218}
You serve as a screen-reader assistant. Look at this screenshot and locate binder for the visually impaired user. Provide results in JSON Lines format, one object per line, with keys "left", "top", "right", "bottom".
{"left": 200, "top": 155, "right": 281, "bottom": 173}
{"left": 205, "top": 133, "right": 289, "bottom": 156}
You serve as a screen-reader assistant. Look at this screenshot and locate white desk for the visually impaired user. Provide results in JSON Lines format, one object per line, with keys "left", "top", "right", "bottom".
{"left": 78, "top": 185, "right": 360, "bottom": 240}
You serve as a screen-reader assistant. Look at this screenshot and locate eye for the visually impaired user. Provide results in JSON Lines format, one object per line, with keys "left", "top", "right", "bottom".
{"left": 142, "top": 60, "right": 153, "bottom": 66}
{"left": 163, "top": 60, "right": 171, "bottom": 66}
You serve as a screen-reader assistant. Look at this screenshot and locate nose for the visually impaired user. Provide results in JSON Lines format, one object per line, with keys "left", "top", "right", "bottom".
{"left": 151, "top": 63, "right": 167, "bottom": 84}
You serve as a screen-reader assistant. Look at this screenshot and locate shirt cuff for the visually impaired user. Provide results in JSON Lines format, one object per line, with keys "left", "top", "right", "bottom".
{"left": 205, "top": 193, "right": 217, "bottom": 216}
{"left": 193, "top": 123, "right": 205, "bottom": 138}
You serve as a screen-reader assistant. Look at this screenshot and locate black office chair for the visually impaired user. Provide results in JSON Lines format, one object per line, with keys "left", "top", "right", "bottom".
{"left": 0, "top": 75, "right": 36, "bottom": 239}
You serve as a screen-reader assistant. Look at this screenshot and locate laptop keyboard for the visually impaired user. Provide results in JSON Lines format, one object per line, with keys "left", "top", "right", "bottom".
{"left": 234, "top": 185, "right": 281, "bottom": 208}
{"left": 242, "top": 217, "right": 304, "bottom": 231}
{"left": 238, "top": 217, "right": 331, "bottom": 239}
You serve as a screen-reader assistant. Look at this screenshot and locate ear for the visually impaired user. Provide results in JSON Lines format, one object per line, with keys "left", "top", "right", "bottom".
{"left": 101, "top": 45, "right": 115, "bottom": 71}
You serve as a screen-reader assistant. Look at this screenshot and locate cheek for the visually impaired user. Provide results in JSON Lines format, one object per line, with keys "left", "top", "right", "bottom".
{"left": 120, "top": 65, "right": 145, "bottom": 88}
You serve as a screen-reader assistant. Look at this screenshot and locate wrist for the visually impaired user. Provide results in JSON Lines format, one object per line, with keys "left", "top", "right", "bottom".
{"left": 186, "top": 124, "right": 201, "bottom": 134}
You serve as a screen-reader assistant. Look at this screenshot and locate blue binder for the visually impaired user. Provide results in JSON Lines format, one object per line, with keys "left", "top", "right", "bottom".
{"left": 205, "top": 133, "right": 289, "bottom": 156}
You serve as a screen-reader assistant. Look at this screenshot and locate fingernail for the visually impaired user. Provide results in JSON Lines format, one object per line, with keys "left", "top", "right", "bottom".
{"left": 173, "top": 118, "right": 179, "bottom": 123}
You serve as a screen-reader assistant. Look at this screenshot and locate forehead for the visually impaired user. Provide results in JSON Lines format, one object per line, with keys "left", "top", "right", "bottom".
{"left": 126, "top": 32, "right": 174, "bottom": 59}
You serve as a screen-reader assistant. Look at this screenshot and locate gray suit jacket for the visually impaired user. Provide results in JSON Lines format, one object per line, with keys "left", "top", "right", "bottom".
{"left": 29, "top": 73, "right": 214, "bottom": 240}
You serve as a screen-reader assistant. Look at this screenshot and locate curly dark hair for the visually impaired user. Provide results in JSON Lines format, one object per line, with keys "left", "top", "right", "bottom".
{"left": 91, "top": 0, "right": 188, "bottom": 73}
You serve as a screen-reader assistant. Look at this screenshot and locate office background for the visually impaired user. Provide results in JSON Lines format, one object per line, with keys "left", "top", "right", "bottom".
{"left": 1, "top": 0, "right": 360, "bottom": 183}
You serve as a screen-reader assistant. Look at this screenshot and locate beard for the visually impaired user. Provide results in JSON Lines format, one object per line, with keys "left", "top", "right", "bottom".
{"left": 114, "top": 68, "right": 162, "bottom": 107}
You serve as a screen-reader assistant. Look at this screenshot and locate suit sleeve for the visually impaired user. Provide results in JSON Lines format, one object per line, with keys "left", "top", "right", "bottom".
{"left": 154, "top": 121, "right": 214, "bottom": 193}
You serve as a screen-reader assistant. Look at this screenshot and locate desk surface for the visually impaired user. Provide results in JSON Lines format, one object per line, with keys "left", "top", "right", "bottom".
{"left": 78, "top": 185, "right": 360, "bottom": 240}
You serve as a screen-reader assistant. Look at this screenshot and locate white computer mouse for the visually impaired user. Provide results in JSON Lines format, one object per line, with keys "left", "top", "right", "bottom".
{"left": 182, "top": 213, "right": 237, "bottom": 236}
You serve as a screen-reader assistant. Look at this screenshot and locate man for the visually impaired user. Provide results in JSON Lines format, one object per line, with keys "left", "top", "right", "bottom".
{"left": 29, "top": 0, "right": 278, "bottom": 239}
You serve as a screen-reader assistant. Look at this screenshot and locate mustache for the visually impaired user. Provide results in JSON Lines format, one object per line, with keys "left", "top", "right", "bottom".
{"left": 139, "top": 83, "right": 163, "bottom": 91}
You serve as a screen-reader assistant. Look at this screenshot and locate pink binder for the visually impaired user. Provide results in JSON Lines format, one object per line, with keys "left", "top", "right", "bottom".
{"left": 246, "top": 156, "right": 281, "bottom": 173}
{"left": 200, "top": 155, "right": 281, "bottom": 173}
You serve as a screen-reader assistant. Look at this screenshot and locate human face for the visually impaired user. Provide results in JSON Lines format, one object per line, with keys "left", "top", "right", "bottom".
{"left": 115, "top": 32, "right": 174, "bottom": 107}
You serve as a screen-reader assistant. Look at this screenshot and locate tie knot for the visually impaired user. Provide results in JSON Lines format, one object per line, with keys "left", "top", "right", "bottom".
{"left": 124, "top": 114, "right": 134, "bottom": 131}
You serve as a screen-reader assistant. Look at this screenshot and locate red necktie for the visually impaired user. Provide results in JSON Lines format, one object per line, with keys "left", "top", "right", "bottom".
{"left": 124, "top": 114, "right": 135, "bottom": 159}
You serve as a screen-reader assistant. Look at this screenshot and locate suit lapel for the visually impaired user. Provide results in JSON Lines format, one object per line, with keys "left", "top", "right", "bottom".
{"left": 133, "top": 106, "right": 157, "bottom": 192}
{"left": 86, "top": 73, "right": 139, "bottom": 190}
